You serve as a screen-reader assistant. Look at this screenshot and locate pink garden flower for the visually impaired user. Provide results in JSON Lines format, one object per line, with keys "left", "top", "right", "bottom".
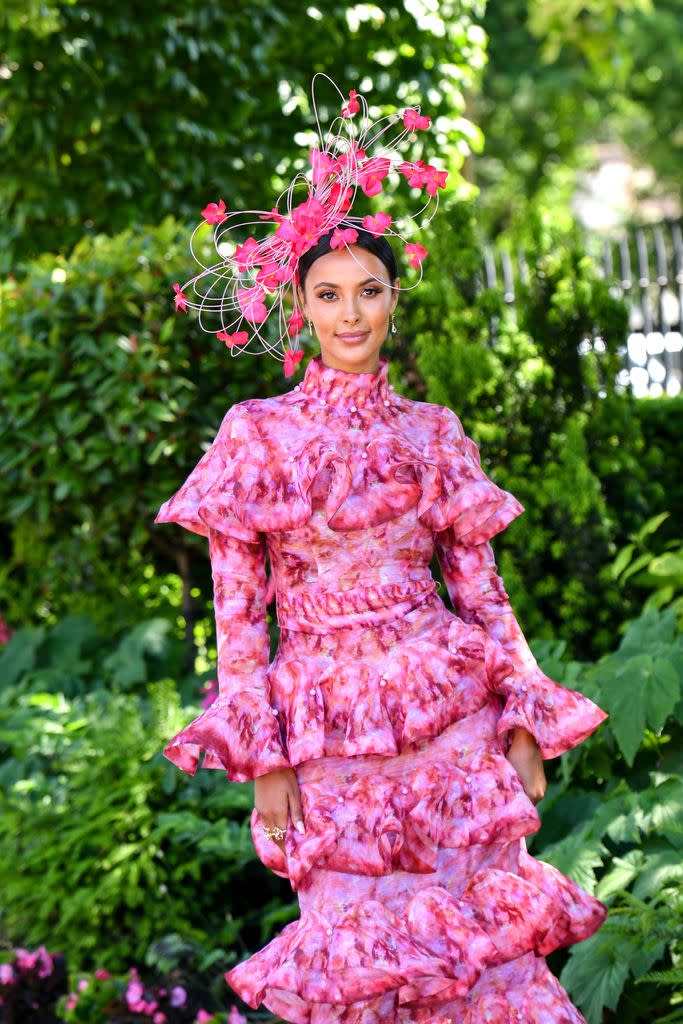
{"left": 0, "top": 964, "right": 15, "bottom": 985}
{"left": 170, "top": 985, "right": 187, "bottom": 1006}
{"left": 0, "top": 613, "right": 14, "bottom": 645}
{"left": 125, "top": 978, "right": 145, "bottom": 1007}
{"left": 15, "top": 946, "right": 53, "bottom": 978}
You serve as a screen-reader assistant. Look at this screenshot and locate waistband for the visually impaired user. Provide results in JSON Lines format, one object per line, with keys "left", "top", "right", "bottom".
{"left": 275, "top": 576, "right": 441, "bottom": 633}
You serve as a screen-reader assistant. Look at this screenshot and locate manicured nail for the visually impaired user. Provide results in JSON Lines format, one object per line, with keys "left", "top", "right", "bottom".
{"left": 295, "top": 820, "right": 305, "bottom": 834}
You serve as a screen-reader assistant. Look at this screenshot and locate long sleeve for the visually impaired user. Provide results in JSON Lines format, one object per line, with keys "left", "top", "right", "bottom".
{"left": 154, "top": 405, "right": 291, "bottom": 782}
{"left": 434, "top": 526, "right": 608, "bottom": 760}
{"left": 161, "top": 526, "right": 291, "bottom": 781}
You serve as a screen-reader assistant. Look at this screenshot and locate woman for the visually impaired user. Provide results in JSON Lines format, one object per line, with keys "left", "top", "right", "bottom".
{"left": 155, "top": 77, "right": 609, "bottom": 1023}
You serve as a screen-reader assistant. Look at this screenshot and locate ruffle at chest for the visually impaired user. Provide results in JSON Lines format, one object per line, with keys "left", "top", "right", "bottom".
{"left": 154, "top": 355, "right": 525, "bottom": 559}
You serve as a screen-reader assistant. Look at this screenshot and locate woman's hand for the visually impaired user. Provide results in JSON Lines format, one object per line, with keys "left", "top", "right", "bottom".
{"left": 254, "top": 767, "right": 305, "bottom": 853}
{"left": 505, "top": 728, "right": 547, "bottom": 806}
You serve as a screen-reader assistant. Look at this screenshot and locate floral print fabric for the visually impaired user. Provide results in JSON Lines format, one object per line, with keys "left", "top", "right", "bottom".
{"left": 154, "top": 354, "right": 609, "bottom": 1022}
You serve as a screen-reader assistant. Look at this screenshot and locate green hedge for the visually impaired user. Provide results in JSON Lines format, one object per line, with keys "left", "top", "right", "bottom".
{"left": 409, "top": 200, "right": 669, "bottom": 664}
{"left": 0, "top": 613, "right": 295, "bottom": 975}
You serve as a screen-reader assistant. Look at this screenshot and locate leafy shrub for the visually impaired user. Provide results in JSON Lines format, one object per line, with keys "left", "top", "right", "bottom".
{"left": 55, "top": 959, "right": 247, "bottom": 1023}
{"left": 409, "top": 200, "right": 667, "bottom": 666}
{"left": 0, "top": 217, "right": 283, "bottom": 633}
{"left": 0, "top": 941, "right": 252, "bottom": 1023}
{"left": 524, "top": 521, "right": 683, "bottom": 1024}
{"left": 0, "top": 615, "right": 294, "bottom": 975}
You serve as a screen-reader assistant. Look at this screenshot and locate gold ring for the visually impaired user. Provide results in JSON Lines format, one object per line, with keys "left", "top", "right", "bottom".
{"left": 262, "top": 824, "right": 286, "bottom": 842}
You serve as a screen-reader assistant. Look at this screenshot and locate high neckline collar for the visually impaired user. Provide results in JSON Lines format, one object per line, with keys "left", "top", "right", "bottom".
{"left": 300, "top": 354, "right": 391, "bottom": 408}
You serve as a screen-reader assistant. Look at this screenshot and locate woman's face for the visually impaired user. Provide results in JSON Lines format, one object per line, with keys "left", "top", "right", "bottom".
{"left": 299, "top": 245, "right": 400, "bottom": 373}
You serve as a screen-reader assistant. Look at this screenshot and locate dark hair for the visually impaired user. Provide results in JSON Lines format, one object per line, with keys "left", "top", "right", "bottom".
{"left": 298, "top": 219, "right": 399, "bottom": 294}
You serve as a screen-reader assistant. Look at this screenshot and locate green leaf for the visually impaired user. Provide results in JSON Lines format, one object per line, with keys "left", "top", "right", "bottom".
{"left": 635, "top": 511, "right": 670, "bottom": 544}
{"left": 0, "top": 627, "right": 44, "bottom": 686}
{"left": 536, "top": 829, "right": 607, "bottom": 892}
{"left": 601, "top": 654, "right": 649, "bottom": 765}
{"left": 595, "top": 850, "right": 645, "bottom": 902}
{"left": 648, "top": 657, "right": 681, "bottom": 734}
{"left": 631, "top": 844, "right": 683, "bottom": 901}
{"left": 629, "top": 939, "right": 667, "bottom": 980}
{"left": 561, "top": 928, "right": 631, "bottom": 1022}
{"left": 610, "top": 542, "right": 635, "bottom": 580}
{"left": 619, "top": 608, "right": 678, "bottom": 657}
{"left": 599, "top": 625, "right": 681, "bottom": 765}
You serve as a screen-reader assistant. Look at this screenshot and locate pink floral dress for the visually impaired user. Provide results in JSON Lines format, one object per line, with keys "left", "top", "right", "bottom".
{"left": 154, "top": 354, "right": 609, "bottom": 1024}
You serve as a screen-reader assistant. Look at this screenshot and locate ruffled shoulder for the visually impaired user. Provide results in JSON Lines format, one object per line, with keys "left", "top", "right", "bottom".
{"left": 155, "top": 399, "right": 525, "bottom": 544}
{"left": 421, "top": 406, "right": 525, "bottom": 542}
{"left": 153, "top": 403, "right": 264, "bottom": 542}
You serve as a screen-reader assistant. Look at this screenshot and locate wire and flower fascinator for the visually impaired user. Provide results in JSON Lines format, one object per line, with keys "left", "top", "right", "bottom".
{"left": 172, "top": 72, "right": 448, "bottom": 377}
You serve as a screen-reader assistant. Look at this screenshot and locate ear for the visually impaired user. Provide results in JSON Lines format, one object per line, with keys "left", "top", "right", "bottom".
{"left": 390, "top": 278, "right": 401, "bottom": 313}
{"left": 296, "top": 285, "right": 308, "bottom": 318}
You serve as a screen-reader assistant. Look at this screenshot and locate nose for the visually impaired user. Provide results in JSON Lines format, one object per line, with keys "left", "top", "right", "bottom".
{"left": 341, "top": 295, "right": 361, "bottom": 324}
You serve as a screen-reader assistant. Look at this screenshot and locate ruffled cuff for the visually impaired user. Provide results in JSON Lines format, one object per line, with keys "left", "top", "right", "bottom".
{"left": 163, "top": 689, "right": 290, "bottom": 783}
{"left": 495, "top": 668, "right": 609, "bottom": 760}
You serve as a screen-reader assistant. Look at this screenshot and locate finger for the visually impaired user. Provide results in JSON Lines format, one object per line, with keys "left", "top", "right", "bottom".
{"left": 288, "top": 783, "right": 306, "bottom": 835}
{"left": 259, "top": 810, "right": 287, "bottom": 852}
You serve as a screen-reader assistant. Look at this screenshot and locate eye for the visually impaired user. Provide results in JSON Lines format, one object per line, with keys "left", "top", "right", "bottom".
{"left": 317, "top": 287, "right": 382, "bottom": 301}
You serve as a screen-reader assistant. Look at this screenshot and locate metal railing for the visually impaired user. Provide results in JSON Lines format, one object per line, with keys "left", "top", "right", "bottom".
{"left": 481, "top": 219, "right": 683, "bottom": 397}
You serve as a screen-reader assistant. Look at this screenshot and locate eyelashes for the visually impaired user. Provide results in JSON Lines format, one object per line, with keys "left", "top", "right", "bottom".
{"left": 317, "top": 287, "right": 382, "bottom": 301}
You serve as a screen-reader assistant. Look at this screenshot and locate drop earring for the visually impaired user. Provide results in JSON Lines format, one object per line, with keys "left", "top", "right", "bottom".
{"left": 390, "top": 313, "right": 397, "bottom": 334}
{"left": 308, "top": 318, "right": 313, "bottom": 335}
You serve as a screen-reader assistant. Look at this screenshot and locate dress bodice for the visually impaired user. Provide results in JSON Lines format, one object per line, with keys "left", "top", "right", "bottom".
{"left": 155, "top": 354, "right": 524, "bottom": 631}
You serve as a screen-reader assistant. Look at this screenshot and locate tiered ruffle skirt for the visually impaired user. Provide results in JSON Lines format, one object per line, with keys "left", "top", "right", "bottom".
{"left": 221, "top": 594, "right": 608, "bottom": 1023}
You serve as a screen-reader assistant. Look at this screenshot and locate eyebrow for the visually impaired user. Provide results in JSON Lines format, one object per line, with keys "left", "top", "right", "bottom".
{"left": 313, "top": 277, "right": 384, "bottom": 288}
